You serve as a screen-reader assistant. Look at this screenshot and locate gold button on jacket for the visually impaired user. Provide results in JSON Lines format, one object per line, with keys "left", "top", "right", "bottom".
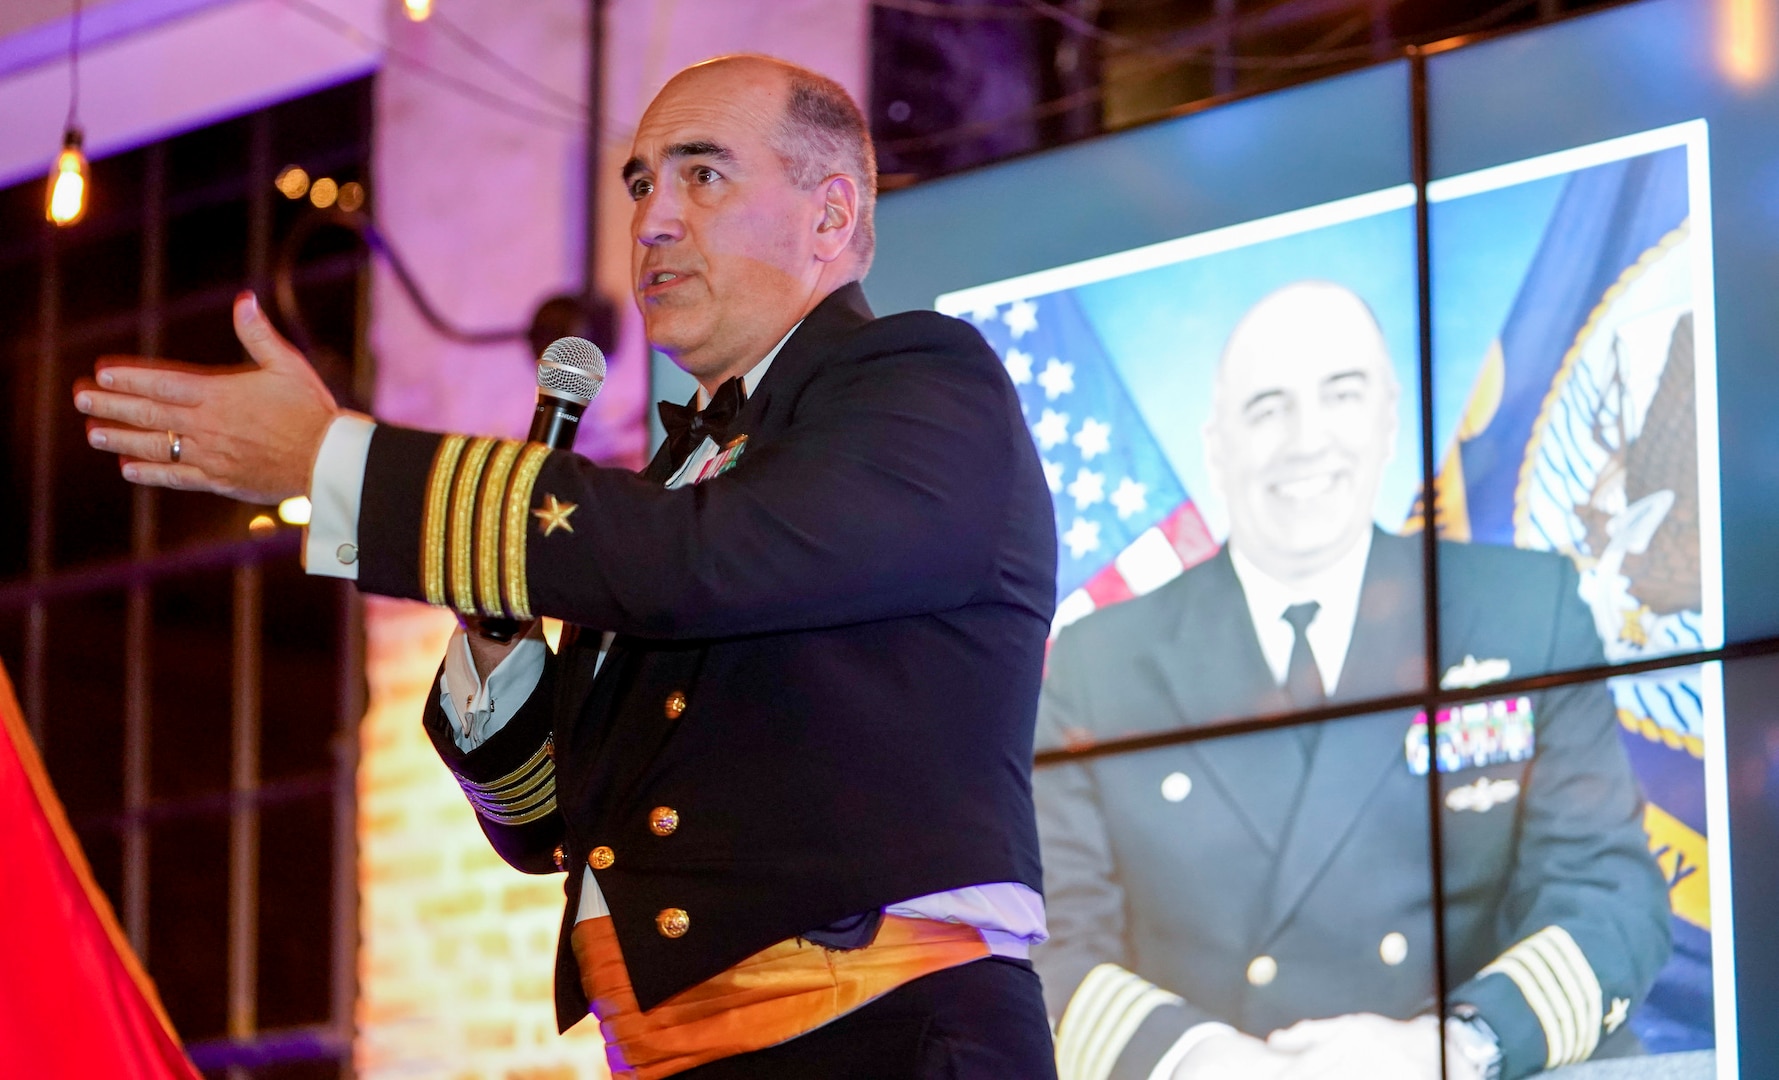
{"left": 656, "top": 908, "right": 690, "bottom": 938}
{"left": 650, "top": 806, "right": 680, "bottom": 836}
{"left": 589, "top": 846, "right": 615, "bottom": 870}
{"left": 1380, "top": 931, "right": 1409, "bottom": 966}
{"left": 1247, "top": 955, "right": 1278, "bottom": 987}
{"left": 664, "top": 691, "right": 688, "bottom": 719}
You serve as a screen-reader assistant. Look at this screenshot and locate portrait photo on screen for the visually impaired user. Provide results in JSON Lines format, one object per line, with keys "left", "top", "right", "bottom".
{"left": 1428, "top": 121, "right": 1724, "bottom": 685}
{"left": 937, "top": 187, "right": 1427, "bottom": 743}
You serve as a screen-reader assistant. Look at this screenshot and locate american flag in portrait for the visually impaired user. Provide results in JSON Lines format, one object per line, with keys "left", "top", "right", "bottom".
{"left": 962, "top": 289, "right": 1219, "bottom": 636}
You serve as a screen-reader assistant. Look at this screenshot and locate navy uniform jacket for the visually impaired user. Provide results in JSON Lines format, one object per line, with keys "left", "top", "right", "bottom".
{"left": 351, "top": 284, "right": 1058, "bottom": 1027}
{"left": 1035, "top": 530, "right": 1670, "bottom": 1080}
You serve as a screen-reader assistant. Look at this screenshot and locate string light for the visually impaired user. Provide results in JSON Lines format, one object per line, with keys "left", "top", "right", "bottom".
{"left": 46, "top": 0, "right": 87, "bottom": 227}
{"left": 248, "top": 514, "right": 279, "bottom": 535}
{"left": 1722, "top": 0, "right": 1774, "bottom": 86}
{"left": 47, "top": 130, "right": 88, "bottom": 226}
{"left": 276, "top": 165, "right": 311, "bottom": 199}
{"left": 338, "top": 181, "right": 366, "bottom": 212}
{"left": 403, "top": 0, "right": 433, "bottom": 22}
{"left": 309, "top": 177, "right": 339, "bottom": 208}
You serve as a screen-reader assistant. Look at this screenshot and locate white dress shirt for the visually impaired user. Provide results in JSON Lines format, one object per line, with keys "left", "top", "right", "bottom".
{"left": 303, "top": 325, "right": 1048, "bottom": 954}
{"left": 1226, "top": 528, "right": 1375, "bottom": 696}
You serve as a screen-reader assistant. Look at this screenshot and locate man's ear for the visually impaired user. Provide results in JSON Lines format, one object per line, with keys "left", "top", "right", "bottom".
{"left": 813, "top": 174, "right": 860, "bottom": 264}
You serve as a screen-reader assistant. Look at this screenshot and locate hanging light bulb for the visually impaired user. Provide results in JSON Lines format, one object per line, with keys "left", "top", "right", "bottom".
{"left": 49, "top": 0, "right": 88, "bottom": 227}
{"left": 403, "top": 0, "right": 433, "bottom": 21}
{"left": 46, "top": 127, "right": 88, "bottom": 226}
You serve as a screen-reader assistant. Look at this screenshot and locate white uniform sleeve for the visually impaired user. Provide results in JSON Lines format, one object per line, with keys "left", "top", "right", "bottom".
{"left": 437, "top": 623, "right": 548, "bottom": 752}
{"left": 303, "top": 413, "right": 377, "bottom": 580}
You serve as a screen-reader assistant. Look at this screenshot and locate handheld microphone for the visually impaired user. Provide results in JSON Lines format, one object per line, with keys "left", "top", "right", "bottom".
{"left": 476, "top": 336, "right": 607, "bottom": 643}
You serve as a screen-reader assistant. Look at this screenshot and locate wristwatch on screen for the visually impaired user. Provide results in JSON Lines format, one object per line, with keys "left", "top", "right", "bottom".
{"left": 1446, "top": 1004, "right": 1504, "bottom": 1080}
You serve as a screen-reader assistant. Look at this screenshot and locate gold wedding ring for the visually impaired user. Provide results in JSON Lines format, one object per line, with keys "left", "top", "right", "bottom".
{"left": 168, "top": 430, "right": 182, "bottom": 463}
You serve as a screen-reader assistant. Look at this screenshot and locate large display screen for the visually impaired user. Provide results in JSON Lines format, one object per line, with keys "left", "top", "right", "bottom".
{"left": 853, "top": 0, "right": 1776, "bottom": 1076}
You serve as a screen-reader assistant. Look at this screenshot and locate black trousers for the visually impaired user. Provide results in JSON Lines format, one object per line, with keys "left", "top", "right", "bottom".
{"left": 676, "top": 956, "right": 1059, "bottom": 1080}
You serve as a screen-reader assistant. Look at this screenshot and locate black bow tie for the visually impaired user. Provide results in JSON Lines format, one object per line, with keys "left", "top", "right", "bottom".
{"left": 657, "top": 376, "right": 747, "bottom": 465}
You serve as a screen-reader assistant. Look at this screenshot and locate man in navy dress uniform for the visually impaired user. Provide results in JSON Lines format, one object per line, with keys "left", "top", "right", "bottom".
{"left": 1035, "top": 283, "right": 1671, "bottom": 1080}
{"left": 76, "top": 55, "right": 1058, "bottom": 1080}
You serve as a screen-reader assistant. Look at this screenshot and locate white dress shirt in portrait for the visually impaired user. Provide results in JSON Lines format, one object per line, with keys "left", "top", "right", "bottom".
{"left": 1226, "top": 528, "right": 1376, "bottom": 696}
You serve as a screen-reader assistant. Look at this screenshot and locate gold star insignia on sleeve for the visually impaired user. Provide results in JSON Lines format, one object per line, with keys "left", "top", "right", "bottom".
{"left": 532, "top": 493, "right": 578, "bottom": 537}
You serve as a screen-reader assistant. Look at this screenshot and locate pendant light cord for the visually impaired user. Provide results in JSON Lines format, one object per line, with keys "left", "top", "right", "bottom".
{"left": 66, "top": 0, "right": 82, "bottom": 131}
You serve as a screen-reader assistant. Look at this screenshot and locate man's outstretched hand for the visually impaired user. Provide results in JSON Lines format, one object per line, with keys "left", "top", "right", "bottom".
{"left": 73, "top": 291, "right": 341, "bottom": 504}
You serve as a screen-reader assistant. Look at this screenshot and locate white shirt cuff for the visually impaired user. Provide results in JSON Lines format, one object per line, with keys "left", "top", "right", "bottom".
{"left": 437, "top": 623, "right": 547, "bottom": 751}
{"left": 1147, "top": 1022, "right": 1239, "bottom": 1080}
{"left": 304, "top": 413, "right": 377, "bottom": 579}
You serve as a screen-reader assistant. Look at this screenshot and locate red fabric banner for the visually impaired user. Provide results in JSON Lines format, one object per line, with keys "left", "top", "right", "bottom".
{"left": 0, "top": 660, "right": 202, "bottom": 1080}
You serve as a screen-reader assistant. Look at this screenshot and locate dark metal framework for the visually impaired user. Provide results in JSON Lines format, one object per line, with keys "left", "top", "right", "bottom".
{"left": 871, "top": 0, "right": 1616, "bottom": 182}
{"left": 0, "top": 81, "right": 373, "bottom": 1079}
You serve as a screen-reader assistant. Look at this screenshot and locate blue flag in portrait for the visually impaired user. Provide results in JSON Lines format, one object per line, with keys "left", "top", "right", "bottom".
{"left": 1456, "top": 147, "right": 1690, "bottom": 546}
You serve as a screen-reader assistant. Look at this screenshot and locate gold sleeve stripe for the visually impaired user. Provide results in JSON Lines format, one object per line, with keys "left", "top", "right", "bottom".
{"left": 1058, "top": 962, "right": 1125, "bottom": 1078}
{"left": 462, "top": 775, "right": 556, "bottom": 821}
{"left": 447, "top": 437, "right": 497, "bottom": 615}
{"left": 1480, "top": 925, "right": 1602, "bottom": 1068}
{"left": 462, "top": 756, "right": 551, "bottom": 807}
{"left": 1522, "top": 944, "right": 1581, "bottom": 1066}
{"left": 1526, "top": 926, "right": 1602, "bottom": 1064}
{"left": 1056, "top": 963, "right": 1183, "bottom": 1080}
{"left": 453, "top": 737, "right": 557, "bottom": 826}
{"left": 1542, "top": 926, "right": 1604, "bottom": 1055}
{"left": 468, "top": 791, "right": 558, "bottom": 826}
{"left": 1085, "top": 980, "right": 1180, "bottom": 1080}
{"left": 1480, "top": 951, "right": 1569, "bottom": 1068}
{"left": 456, "top": 738, "right": 554, "bottom": 796}
{"left": 502, "top": 442, "right": 553, "bottom": 621}
{"left": 420, "top": 434, "right": 469, "bottom": 606}
{"left": 475, "top": 439, "right": 524, "bottom": 616}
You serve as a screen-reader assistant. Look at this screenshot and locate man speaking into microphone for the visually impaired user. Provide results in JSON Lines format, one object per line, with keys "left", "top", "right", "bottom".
{"left": 75, "top": 55, "right": 1059, "bottom": 1079}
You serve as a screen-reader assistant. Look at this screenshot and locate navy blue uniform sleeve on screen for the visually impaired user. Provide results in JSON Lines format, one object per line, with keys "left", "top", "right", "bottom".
{"left": 1035, "top": 628, "right": 1217, "bottom": 1079}
{"left": 1448, "top": 558, "right": 1672, "bottom": 1080}
{"left": 420, "top": 651, "right": 565, "bottom": 876}
{"left": 354, "top": 314, "right": 1046, "bottom": 640}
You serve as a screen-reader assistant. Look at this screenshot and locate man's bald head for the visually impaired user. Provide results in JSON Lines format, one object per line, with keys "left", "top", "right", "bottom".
{"left": 656, "top": 55, "right": 877, "bottom": 269}
{"left": 624, "top": 56, "right": 875, "bottom": 391}
{"left": 1205, "top": 281, "right": 1400, "bottom": 583}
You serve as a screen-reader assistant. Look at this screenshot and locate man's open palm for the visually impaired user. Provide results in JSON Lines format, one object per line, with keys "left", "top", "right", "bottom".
{"left": 74, "top": 291, "right": 340, "bottom": 504}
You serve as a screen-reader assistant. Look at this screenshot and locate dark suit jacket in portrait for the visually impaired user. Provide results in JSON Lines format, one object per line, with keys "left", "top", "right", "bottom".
{"left": 348, "top": 283, "right": 1058, "bottom": 1027}
{"left": 1035, "top": 529, "right": 1671, "bottom": 1080}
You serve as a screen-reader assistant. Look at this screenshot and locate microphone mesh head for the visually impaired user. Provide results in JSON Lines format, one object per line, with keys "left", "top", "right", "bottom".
{"left": 542, "top": 336, "right": 606, "bottom": 380}
{"left": 537, "top": 336, "right": 607, "bottom": 406}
